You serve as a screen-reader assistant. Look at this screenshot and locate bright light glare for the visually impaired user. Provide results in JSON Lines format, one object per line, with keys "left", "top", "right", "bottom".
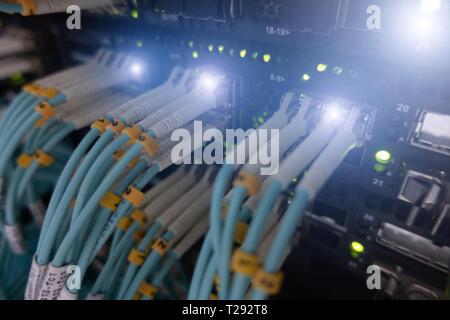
{"left": 421, "top": 0, "right": 441, "bottom": 12}
{"left": 199, "top": 73, "right": 219, "bottom": 91}
{"left": 324, "top": 103, "right": 343, "bottom": 122}
{"left": 130, "top": 63, "right": 143, "bottom": 76}
{"left": 413, "top": 17, "right": 434, "bottom": 35}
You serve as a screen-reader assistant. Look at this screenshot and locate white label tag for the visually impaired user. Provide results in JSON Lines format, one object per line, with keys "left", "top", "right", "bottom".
{"left": 25, "top": 255, "right": 48, "bottom": 300}
{"left": 37, "top": 264, "right": 69, "bottom": 300}
{"left": 4, "top": 224, "right": 26, "bottom": 254}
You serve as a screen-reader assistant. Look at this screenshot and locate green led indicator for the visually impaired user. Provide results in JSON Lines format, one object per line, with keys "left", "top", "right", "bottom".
{"left": 350, "top": 241, "right": 364, "bottom": 258}
{"left": 317, "top": 63, "right": 327, "bottom": 72}
{"left": 252, "top": 52, "right": 258, "bottom": 59}
{"left": 240, "top": 49, "right": 247, "bottom": 58}
{"left": 263, "top": 54, "right": 271, "bottom": 63}
{"left": 229, "top": 49, "right": 234, "bottom": 56}
{"left": 375, "top": 150, "right": 391, "bottom": 164}
{"left": 302, "top": 73, "right": 310, "bottom": 81}
{"left": 188, "top": 41, "right": 194, "bottom": 48}
{"left": 258, "top": 117, "right": 264, "bottom": 124}
{"left": 208, "top": 44, "right": 214, "bottom": 52}
{"left": 131, "top": 10, "right": 138, "bottom": 19}
{"left": 112, "top": 7, "right": 118, "bottom": 14}
{"left": 136, "top": 40, "right": 143, "bottom": 47}
{"left": 374, "top": 163, "right": 386, "bottom": 173}
{"left": 292, "top": 177, "right": 298, "bottom": 183}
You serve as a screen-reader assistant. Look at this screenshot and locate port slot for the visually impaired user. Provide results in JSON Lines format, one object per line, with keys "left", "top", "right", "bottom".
{"left": 309, "top": 224, "right": 342, "bottom": 249}
{"left": 410, "top": 110, "right": 450, "bottom": 156}
{"left": 376, "top": 222, "right": 450, "bottom": 273}
{"left": 312, "top": 200, "right": 348, "bottom": 227}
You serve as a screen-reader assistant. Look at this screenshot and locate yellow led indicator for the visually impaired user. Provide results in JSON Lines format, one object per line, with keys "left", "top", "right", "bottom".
{"left": 302, "top": 74, "right": 310, "bottom": 81}
{"left": 131, "top": 10, "right": 138, "bottom": 19}
{"left": 208, "top": 44, "right": 214, "bottom": 52}
{"left": 192, "top": 51, "right": 199, "bottom": 59}
{"left": 112, "top": 7, "right": 118, "bottom": 14}
{"left": 240, "top": 49, "right": 247, "bottom": 58}
{"left": 375, "top": 150, "right": 391, "bottom": 164}
{"left": 263, "top": 54, "right": 271, "bottom": 63}
{"left": 317, "top": 64, "right": 327, "bottom": 72}
{"left": 218, "top": 45, "right": 224, "bottom": 53}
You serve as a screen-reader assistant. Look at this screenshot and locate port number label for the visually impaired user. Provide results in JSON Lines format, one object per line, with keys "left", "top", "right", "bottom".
{"left": 265, "top": 26, "right": 290, "bottom": 37}
{"left": 396, "top": 104, "right": 410, "bottom": 113}
{"left": 372, "top": 178, "right": 384, "bottom": 187}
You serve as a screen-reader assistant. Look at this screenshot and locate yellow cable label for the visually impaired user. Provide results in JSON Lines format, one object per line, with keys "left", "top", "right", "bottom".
{"left": 131, "top": 209, "right": 148, "bottom": 225}
{"left": 152, "top": 238, "right": 169, "bottom": 256}
{"left": 127, "top": 157, "right": 140, "bottom": 169}
{"left": 233, "top": 171, "right": 262, "bottom": 196}
{"left": 70, "top": 198, "right": 76, "bottom": 209}
{"left": 33, "top": 149, "right": 54, "bottom": 166}
{"left": 91, "top": 118, "right": 110, "bottom": 135}
{"left": 214, "top": 273, "right": 220, "bottom": 292}
{"left": 40, "top": 88, "right": 59, "bottom": 100}
{"left": 133, "top": 229, "right": 145, "bottom": 244}
{"left": 17, "top": 154, "right": 33, "bottom": 168}
{"left": 18, "top": 0, "right": 37, "bottom": 16}
{"left": 138, "top": 281, "right": 158, "bottom": 299}
{"left": 122, "top": 124, "right": 143, "bottom": 141}
{"left": 252, "top": 268, "right": 284, "bottom": 296}
{"left": 112, "top": 149, "right": 124, "bottom": 161}
{"left": 117, "top": 217, "right": 132, "bottom": 231}
{"left": 127, "top": 248, "right": 146, "bottom": 266}
{"left": 23, "top": 83, "right": 39, "bottom": 93}
{"left": 35, "top": 101, "right": 56, "bottom": 120}
{"left": 122, "top": 186, "right": 145, "bottom": 207}
{"left": 132, "top": 293, "right": 142, "bottom": 300}
{"left": 231, "top": 249, "right": 260, "bottom": 277}
{"left": 136, "top": 132, "right": 159, "bottom": 155}
{"left": 209, "top": 294, "right": 218, "bottom": 300}
{"left": 34, "top": 118, "right": 47, "bottom": 128}
{"left": 234, "top": 222, "right": 249, "bottom": 245}
{"left": 106, "top": 119, "right": 126, "bottom": 137}
{"left": 221, "top": 203, "right": 229, "bottom": 219}
{"left": 99, "top": 192, "right": 121, "bottom": 211}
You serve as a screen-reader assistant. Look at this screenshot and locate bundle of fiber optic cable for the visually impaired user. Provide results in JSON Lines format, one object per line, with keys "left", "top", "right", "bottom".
{"left": 0, "top": 49, "right": 144, "bottom": 258}
{"left": 0, "top": 0, "right": 125, "bottom": 15}
{"left": 85, "top": 165, "right": 217, "bottom": 300}
{"left": 25, "top": 68, "right": 228, "bottom": 300}
{"left": 188, "top": 93, "right": 365, "bottom": 300}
